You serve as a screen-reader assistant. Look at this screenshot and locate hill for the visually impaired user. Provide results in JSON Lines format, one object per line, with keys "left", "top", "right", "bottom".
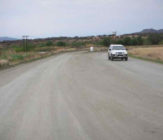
{"left": 0, "top": 37, "right": 18, "bottom": 42}
{"left": 139, "top": 28, "right": 163, "bottom": 34}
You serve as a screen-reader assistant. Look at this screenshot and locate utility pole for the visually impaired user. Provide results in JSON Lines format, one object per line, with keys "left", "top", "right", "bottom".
{"left": 112, "top": 32, "right": 117, "bottom": 40}
{"left": 113, "top": 31, "right": 117, "bottom": 36}
{"left": 22, "top": 35, "right": 28, "bottom": 55}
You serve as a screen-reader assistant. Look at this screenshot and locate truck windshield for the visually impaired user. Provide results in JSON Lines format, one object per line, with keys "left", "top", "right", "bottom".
{"left": 112, "top": 46, "right": 125, "bottom": 50}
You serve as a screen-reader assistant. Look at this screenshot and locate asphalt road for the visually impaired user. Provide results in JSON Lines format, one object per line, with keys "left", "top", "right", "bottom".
{"left": 0, "top": 52, "right": 163, "bottom": 140}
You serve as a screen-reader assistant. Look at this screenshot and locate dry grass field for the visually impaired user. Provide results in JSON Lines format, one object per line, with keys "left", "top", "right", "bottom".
{"left": 128, "top": 45, "right": 163, "bottom": 63}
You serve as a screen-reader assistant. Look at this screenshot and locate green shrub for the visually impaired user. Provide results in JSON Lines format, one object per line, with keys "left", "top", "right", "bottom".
{"left": 11, "top": 54, "right": 24, "bottom": 61}
{"left": 38, "top": 43, "right": 46, "bottom": 47}
{"left": 56, "top": 41, "right": 66, "bottom": 46}
{"left": 71, "top": 41, "right": 85, "bottom": 47}
{"left": 123, "top": 37, "right": 131, "bottom": 45}
{"left": 159, "top": 40, "right": 163, "bottom": 44}
{"left": 0, "top": 54, "right": 7, "bottom": 59}
{"left": 101, "top": 37, "right": 111, "bottom": 46}
{"left": 13, "top": 45, "right": 25, "bottom": 52}
{"left": 143, "top": 38, "right": 152, "bottom": 45}
{"left": 115, "top": 39, "right": 124, "bottom": 45}
{"left": 46, "top": 41, "right": 53, "bottom": 46}
{"left": 13, "top": 43, "right": 36, "bottom": 52}
{"left": 147, "top": 34, "right": 163, "bottom": 45}
{"left": 110, "top": 36, "right": 143, "bottom": 46}
{"left": 136, "top": 36, "right": 143, "bottom": 45}
{"left": 26, "top": 43, "right": 36, "bottom": 51}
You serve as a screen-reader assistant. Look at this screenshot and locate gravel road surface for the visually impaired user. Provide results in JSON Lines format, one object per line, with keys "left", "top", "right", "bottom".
{"left": 0, "top": 52, "right": 163, "bottom": 140}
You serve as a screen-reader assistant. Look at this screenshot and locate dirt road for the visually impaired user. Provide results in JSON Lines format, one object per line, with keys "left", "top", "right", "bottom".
{"left": 0, "top": 52, "right": 163, "bottom": 140}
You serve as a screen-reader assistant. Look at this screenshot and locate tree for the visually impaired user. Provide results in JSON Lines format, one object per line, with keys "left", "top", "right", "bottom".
{"left": 102, "top": 37, "right": 111, "bottom": 46}
{"left": 148, "top": 34, "right": 162, "bottom": 45}
{"left": 123, "top": 37, "right": 131, "bottom": 45}
{"left": 114, "top": 39, "right": 124, "bottom": 45}
{"left": 71, "top": 41, "right": 85, "bottom": 47}
{"left": 56, "top": 41, "right": 66, "bottom": 46}
{"left": 130, "top": 38, "right": 138, "bottom": 45}
{"left": 136, "top": 36, "right": 143, "bottom": 45}
{"left": 46, "top": 41, "right": 53, "bottom": 46}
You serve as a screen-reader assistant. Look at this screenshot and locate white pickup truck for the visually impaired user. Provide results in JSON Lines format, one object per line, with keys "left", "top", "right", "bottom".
{"left": 108, "top": 44, "right": 128, "bottom": 61}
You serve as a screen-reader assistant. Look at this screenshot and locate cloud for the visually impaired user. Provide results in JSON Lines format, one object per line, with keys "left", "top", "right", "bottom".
{"left": 0, "top": 0, "right": 163, "bottom": 38}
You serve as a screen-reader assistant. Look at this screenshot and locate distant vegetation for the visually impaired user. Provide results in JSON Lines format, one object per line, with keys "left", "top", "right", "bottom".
{"left": 0, "top": 30, "right": 163, "bottom": 68}
{"left": 56, "top": 41, "right": 66, "bottom": 46}
{"left": 1, "top": 33, "right": 163, "bottom": 50}
{"left": 46, "top": 41, "right": 54, "bottom": 46}
{"left": 100, "top": 34, "right": 163, "bottom": 46}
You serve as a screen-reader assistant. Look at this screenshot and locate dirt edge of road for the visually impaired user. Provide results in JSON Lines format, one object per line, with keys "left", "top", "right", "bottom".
{"left": 0, "top": 49, "right": 81, "bottom": 70}
{"left": 0, "top": 47, "right": 107, "bottom": 70}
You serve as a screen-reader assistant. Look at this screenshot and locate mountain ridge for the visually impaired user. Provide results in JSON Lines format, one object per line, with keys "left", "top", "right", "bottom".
{"left": 139, "top": 28, "right": 163, "bottom": 34}
{"left": 0, "top": 37, "right": 18, "bottom": 42}
{"left": 1, "top": 28, "right": 163, "bottom": 42}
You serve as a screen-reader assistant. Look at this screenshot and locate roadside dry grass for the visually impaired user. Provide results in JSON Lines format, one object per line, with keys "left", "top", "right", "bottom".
{"left": 0, "top": 45, "right": 107, "bottom": 69}
{"left": 128, "top": 45, "right": 163, "bottom": 63}
{"left": 0, "top": 47, "right": 78, "bottom": 69}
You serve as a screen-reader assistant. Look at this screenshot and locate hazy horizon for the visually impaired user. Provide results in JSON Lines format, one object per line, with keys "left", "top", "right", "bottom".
{"left": 1, "top": 0, "right": 163, "bottom": 38}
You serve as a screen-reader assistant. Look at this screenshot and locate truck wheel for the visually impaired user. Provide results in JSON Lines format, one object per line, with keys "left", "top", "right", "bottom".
{"left": 125, "top": 57, "right": 128, "bottom": 61}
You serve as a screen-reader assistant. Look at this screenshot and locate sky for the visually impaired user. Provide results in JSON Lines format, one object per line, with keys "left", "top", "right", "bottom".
{"left": 0, "top": 0, "right": 163, "bottom": 38}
